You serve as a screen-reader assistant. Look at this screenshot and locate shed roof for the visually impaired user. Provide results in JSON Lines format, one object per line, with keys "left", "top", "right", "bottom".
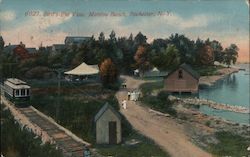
{"left": 94, "top": 103, "right": 121, "bottom": 122}
{"left": 166, "top": 63, "right": 200, "bottom": 80}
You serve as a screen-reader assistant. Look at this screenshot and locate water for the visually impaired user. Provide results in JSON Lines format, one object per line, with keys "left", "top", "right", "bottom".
{"left": 199, "top": 64, "right": 250, "bottom": 124}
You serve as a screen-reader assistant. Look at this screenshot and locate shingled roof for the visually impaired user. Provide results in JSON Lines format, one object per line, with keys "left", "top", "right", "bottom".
{"left": 166, "top": 63, "right": 200, "bottom": 80}
{"left": 94, "top": 103, "right": 121, "bottom": 122}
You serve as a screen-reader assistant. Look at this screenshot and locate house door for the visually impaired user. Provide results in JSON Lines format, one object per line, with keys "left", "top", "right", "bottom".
{"left": 109, "top": 121, "right": 117, "bottom": 144}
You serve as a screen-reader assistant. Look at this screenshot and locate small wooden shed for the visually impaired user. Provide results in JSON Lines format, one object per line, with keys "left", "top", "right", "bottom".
{"left": 164, "top": 63, "right": 200, "bottom": 93}
{"left": 94, "top": 103, "right": 121, "bottom": 144}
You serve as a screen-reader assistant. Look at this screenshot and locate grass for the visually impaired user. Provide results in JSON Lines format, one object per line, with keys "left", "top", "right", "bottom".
{"left": 139, "top": 81, "right": 177, "bottom": 116}
{"left": 31, "top": 93, "right": 118, "bottom": 143}
{"left": 29, "top": 80, "right": 170, "bottom": 156}
{"left": 193, "top": 65, "right": 224, "bottom": 76}
{"left": 140, "top": 80, "right": 164, "bottom": 96}
{"left": 1, "top": 105, "right": 63, "bottom": 157}
{"left": 208, "top": 131, "right": 249, "bottom": 157}
{"left": 96, "top": 131, "right": 169, "bottom": 157}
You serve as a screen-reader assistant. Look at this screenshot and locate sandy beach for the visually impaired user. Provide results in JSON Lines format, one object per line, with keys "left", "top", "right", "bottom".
{"left": 199, "top": 67, "right": 239, "bottom": 86}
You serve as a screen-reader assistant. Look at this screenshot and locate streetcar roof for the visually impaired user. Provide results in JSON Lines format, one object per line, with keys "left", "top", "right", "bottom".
{"left": 4, "top": 78, "right": 30, "bottom": 89}
{"left": 6, "top": 78, "right": 27, "bottom": 85}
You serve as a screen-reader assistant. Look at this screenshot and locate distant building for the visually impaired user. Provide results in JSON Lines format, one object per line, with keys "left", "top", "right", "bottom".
{"left": 143, "top": 67, "right": 168, "bottom": 78}
{"left": 64, "top": 36, "right": 91, "bottom": 46}
{"left": 26, "top": 48, "right": 37, "bottom": 54}
{"left": 3, "top": 44, "right": 18, "bottom": 54}
{"left": 94, "top": 103, "right": 121, "bottom": 144}
{"left": 51, "top": 44, "right": 66, "bottom": 53}
{"left": 164, "top": 63, "right": 200, "bottom": 93}
{"left": 13, "top": 45, "right": 30, "bottom": 60}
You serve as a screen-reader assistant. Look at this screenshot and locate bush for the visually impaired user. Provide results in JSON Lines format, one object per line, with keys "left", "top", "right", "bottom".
{"left": 209, "top": 131, "right": 249, "bottom": 156}
{"left": 1, "top": 106, "right": 63, "bottom": 157}
{"left": 141, "top": 92, "right": 177, "bottom": 117}
{"left": 205, "top": 121, "right": 211, "bottom": 127}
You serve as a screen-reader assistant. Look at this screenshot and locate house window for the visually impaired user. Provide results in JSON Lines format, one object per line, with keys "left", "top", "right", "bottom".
{"left": 21, "top": 89, "right": 25, "bottom": 96}
{"left": 16, "top": 90, "right": 19, "bottom": 96}
{"left": 27, "top": 89, "right": 29, "bottom": 96}
{"left": 178, "top": 70, "right": 183, "bottom": 79}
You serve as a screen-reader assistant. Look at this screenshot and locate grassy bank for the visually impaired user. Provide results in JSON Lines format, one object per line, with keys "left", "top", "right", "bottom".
{"left": 97, "top": 131, "right": 169, "bottom": 157}
{"left": 139, "top": 81, "right": 177, "bottom": 116}
{"left": 1, "top": 105, "right": 63, "bottom": 157}
{"left": 193, "top": 65, "right": 224, "bottom": 76}
{"left": 140, "top": 80, "right": 164, "bottom": 96}
{"left": 208, "top": 131, "right": 249, "bottom": 156}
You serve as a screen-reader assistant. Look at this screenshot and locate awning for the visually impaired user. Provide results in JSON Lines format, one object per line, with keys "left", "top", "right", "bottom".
{"left": 64, "top": 63, "right": 99, "bottom": 76}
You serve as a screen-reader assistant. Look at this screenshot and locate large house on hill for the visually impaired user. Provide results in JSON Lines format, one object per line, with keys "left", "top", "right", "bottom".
{"left": 164, "top": 63, "right": 200, "bottom": 94}
{"left": 64, "top": 36, "right": 91, "bottom": 46}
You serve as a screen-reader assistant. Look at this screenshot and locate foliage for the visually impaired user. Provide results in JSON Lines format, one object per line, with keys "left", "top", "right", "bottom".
{"left": 193, "top": 65, "right": 223, "bottom": 76}
{"left": 96, "top": 131, "right": 169, "bottom": 157}
{"left": 198, "top": 45, "right": 214, "bottom": 65}
{"left": 0, "top": 31, "right": 239, "bottom": 81}
{"left": 140, "top": 81, "right": 176, "bottom": 116}
{"left": 99, "top": 58, "right": 119, "bottom": 87}
{"left": 209, "top": 131, "right": 249, "bottom": 156}
{"left": 223, "top": 44, "right": 239, "bottom": 67}
{"left": 1, "top": 106, "right": 63, "bottom": 157}
{"left": 151, "top": 44, "right": 180, "bottom": 71}
{"left": 134, "top": 45, "right": 152, "bottom": 75}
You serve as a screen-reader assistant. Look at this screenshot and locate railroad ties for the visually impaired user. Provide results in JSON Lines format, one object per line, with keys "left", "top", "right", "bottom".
{"left": 18, "top": 107, "right": 86, "bottom": 157}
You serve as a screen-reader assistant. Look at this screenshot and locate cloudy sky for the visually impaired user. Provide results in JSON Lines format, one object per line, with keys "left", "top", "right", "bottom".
{"left": 0, "top": 0, "right": 249, "bottom": 62}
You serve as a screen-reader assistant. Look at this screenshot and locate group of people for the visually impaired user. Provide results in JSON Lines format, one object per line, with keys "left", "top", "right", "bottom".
{"left": 121, "top": 90, "right": 141, "bottom": 110}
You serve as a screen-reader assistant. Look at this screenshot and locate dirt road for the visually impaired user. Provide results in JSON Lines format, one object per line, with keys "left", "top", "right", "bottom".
{"left": 116, "top": 76, "right": 211, "bottom": 157}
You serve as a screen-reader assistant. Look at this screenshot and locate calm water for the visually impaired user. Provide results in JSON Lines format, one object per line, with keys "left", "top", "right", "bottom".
{"left": 199, "top": 64, "right": 250, "bottom": 124}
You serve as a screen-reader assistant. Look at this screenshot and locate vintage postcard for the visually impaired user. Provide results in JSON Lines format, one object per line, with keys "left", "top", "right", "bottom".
{"left": 0, "top": 0, "right": 249, "bottom": 157}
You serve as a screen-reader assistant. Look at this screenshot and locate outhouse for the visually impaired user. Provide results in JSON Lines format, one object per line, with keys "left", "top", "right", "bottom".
{"left": 94, "top": 103, "right": 121, "bottom": 144}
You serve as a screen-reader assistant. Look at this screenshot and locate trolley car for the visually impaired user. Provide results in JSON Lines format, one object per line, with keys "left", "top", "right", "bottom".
{"left": 3, "top": 78, "right": 31, "bottom": 107}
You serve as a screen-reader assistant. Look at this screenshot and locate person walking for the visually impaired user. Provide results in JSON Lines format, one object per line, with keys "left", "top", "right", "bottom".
{"left": 122, "top": 100, "right": 127, "bottom": 109}
{"left": 127, "top": 91, "right": 131, "bottom": 100}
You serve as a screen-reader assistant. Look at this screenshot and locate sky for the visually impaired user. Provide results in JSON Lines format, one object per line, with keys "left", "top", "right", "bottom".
{"left": 0, "top": 0, "right": 249, "bottom": 62}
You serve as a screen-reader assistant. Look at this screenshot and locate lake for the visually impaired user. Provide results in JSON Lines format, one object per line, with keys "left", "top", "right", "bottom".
{"left": 199, "top": 64, "right": 250, "bottom": 124}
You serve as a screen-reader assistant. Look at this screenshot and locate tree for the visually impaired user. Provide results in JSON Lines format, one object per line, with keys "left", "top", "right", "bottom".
{"left": 210, "top": 40, "right": 224, "bottom": 63}
{"left": 109, "top": 30, "right": 117, "bottom": 44}
{"left": 168, "top": 33, "right": 195, "bottom": 64}
{"left": 99, "top": 58, "right": 119, "bottom": 86}
{"left": 134, "top": 32, "right": 147, "bottom": 46}
{"left": 128, "top": 33, "right": 133, "bottom": 42}
{"left": 198, "top": 44, "right": 214, "bottom": 65}
{"left": 223, "top": 44, "right": 239, "bottom": 67}
{"left": 151, "top": 44, "right": 180, "bottom": 70}
{"left": 0, "top": 36, "right": 4, "bottom": 51}
{"left": 98, "top": 32, "right": 105, "bottom": 44}
{"left": 134, "top": 45, "right": 151, "bottom": 76}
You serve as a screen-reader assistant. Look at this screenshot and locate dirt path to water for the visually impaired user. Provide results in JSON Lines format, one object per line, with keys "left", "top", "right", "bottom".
{"left": 116, "top": 75, "right": 212, "bottom": 157}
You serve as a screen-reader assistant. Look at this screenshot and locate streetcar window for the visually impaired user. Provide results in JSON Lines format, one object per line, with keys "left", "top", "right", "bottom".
{"left": 16, "top": 90, "right": 19, "bottom": 96}
{"left": 27, "top": 89, "right": 29, "bottom": 96}
{"left": 21, "top": 89, "right": 25, "bottom": 96}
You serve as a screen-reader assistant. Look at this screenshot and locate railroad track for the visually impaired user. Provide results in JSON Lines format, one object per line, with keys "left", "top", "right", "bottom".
{"left": 1, "top": 95, "right": 101, "bottom": 157}
{"left": 18, "top": 107, "right": 86, "bottom": 157}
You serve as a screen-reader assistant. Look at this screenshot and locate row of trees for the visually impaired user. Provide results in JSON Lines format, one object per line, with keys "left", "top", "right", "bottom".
{"left": 0, "top": 31, "right": 239, "bottom": 85}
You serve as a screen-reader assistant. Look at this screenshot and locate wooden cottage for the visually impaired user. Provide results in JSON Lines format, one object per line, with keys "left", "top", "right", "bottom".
{"left": 94, "top": 103, "right": 121, "bottom": 144}
{"left": 164, "top": 63, "right": 200, "bottom": 93}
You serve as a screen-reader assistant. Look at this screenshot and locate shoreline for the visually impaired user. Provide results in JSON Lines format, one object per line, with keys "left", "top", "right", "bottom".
{"left": 169, "top": 95, "right": 249, "bottom": 114}
{"left": 199, "top": 67, "right": 239, "bottom": 86}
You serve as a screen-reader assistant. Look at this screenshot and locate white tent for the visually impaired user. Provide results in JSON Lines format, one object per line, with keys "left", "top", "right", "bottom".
{"left": 64, "top": 63, "right": 99, "bottom": 76}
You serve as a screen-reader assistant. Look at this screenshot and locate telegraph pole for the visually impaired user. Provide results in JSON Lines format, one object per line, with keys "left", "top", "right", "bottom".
{"left": 52, "top": 68, "right": 63, "bottom": 122}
